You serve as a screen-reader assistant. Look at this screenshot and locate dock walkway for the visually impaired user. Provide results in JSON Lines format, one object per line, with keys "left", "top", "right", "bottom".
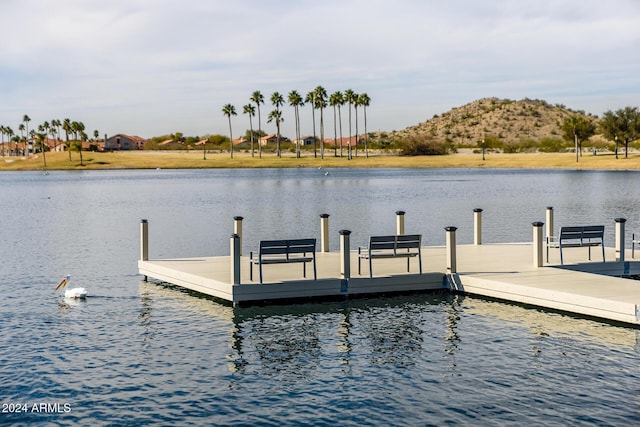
{"left": 139, "top": 243, "right": 640, "bottom": 326}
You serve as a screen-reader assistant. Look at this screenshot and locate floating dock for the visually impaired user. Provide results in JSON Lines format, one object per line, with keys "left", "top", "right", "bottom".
{"left": 138, "top": 214, "right": 640, "bottom": 326}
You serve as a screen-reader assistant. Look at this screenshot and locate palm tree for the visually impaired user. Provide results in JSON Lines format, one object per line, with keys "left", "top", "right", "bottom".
{"left": 72, "top": 121, "right": 85, "bottom": 165}
{"left": 35, "top": 130, "right": 47, "bottom": 169}
{"left": 62, "top": 118, "right": 72, "bottom": 160}
{"left": 267, "top": 109, "right": 283, "bottom": 156}
{"left": 18, "top": 124, "right": 25, "bottom": 156}
{"left": 23, "top": 115, "right": 31, "bottom": 154}
{"left": 51, "top": 119, "right": 61, "bottom": 151}
{"left": 305, "top": 90, "right": 317, "bottom": 157}
{"left": 353, "top": 93, "right": 362, "bottom": 157}
{"left": 243, "top": 104, "right": 256, "bottom": 157}
{"left": 251, "top": 91, "right": 264, "bottom": 158}
{"left": 314, "top": 86, "right": 328, "bottom": 159}
{"left": 5, "top": 127, "right": 14, "bottom": 156}
{"left": 344, "top": 89, "right": 357, "bottom": 160}
{"left": 288, "top": 90, "right": 304, "bottom": 158}
{"left": 222, "top": 104, "right": 237, "bottom": 159}
{"left": 0, "top": 126, "right": 5, "bottom": 157}
{"left": 329, "top": 91, "right": 344, "bottom": 157}
{"left": 358, "top": 93, "right": 371, "bottom": 158}
{"left": 270, "top": 92, "right": 285, "bottom": 157}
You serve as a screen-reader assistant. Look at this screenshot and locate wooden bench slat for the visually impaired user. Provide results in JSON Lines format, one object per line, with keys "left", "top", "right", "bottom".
{"left": 250, "top": 238, "right": 317, "bottom": 283}
{"left": 358, "top": 234, "right": 422, "bottom": 278}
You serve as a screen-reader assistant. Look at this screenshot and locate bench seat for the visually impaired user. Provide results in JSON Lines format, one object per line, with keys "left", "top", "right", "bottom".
{"left": 358, "top": 234, "right": 422, "bottom": 278}
{"left": 546, "top": 225, "right": 604, "bottom": 264}
{"left": 250, "top": 238, "right": 317, "bottom": 284}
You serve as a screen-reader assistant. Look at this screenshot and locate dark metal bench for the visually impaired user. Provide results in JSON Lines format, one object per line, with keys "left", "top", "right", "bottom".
{"left": 250, "top": 238, "right": 317, "bottom": 284}
{"left": 358, "top": 234, "right": 422, "bottom": 278}
{"left": 546, "top": 225, "right": 605, "bottom": 264}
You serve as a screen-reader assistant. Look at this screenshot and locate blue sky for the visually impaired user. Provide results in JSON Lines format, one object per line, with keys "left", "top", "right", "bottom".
{"left": 1, "top": 0, "right": 639, "bottom": 139}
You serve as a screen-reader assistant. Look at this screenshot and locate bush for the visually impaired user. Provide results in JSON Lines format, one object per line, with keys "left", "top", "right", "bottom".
{"left": 400, "top": 135, "right": 451, "bottom": 156}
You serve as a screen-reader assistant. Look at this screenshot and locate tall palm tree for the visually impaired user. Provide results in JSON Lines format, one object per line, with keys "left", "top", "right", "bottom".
{"left": 0, "top": 125, "right": 5, "bottom": 157}
{"left": 305, "top": 90, "right": 317, "bottom": 157}
{"left": 222, "top": 104, "right": 237, "bottom": 159}
{"left": 5, "top": 127, "right": 14, "bottom": 156}
{"left": 243, "top": 104, "right": 256, "bottom": 157}
{"left": 314, "top": 86, "right": 328, "bottom": 159}
{"left": 329, "top": 91, "right": 344, "bottom": 158}
{"left": 36, "top": 129, "right": 47, "bottom": 168}
{"left": 344, "top": 89, "right": 357, "bottom": 160}
{"left": 251, "top": 91, "right": 264, "bottom": 158}
{"left": 51, "top": 119, "right": 61, "bottom": 151}
{"left": 18, "top": 124, "right": 25, "bottom": 156}
{"left": 288, "top": 90, "right": 304, "bottom": 158}
{"left": 358, "top": 93, "right": 371, "bottom": 158}
{"left": 267, "top": 109, "right": 283, "bottom": 156}
{"left": 270, "top": 92, "right": 285, "bottom": 157}
{"left": 22, "top": 115, "right": 31, "bottom": 154}
{"left": 62, "top": 118, "right": 72, "bottom": 160}
{"left": 72, "top": 121, "right": 85, "bottom": 165}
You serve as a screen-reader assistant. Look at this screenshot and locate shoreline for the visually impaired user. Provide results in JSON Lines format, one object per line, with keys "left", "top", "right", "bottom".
{"left": 1, "top": 150, "right": 639, "bottom": 171}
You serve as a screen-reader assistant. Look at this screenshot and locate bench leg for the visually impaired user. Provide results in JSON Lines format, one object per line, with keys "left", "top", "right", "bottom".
{"left": 313, "top": 258, "right": 317, "bottom": 280}
{"left": 407, "top": 256, "right": 410, "bottom": 272}
{"left": 249, "top": 251, "right": 254, "bottom": 281}
{"left": 369, "top": 257, "right": 373, "bottom": 279}
{"left": 259, "top": 263, "right": 263, "bottom": 284}
{"left": 588, "top": 245, "right": 591, "bottom": 261}
{"left": 601, "top": 244, "right": 605, "bottom": 262}
{"left": 560, "top": 246, "right": 564, "bottom": 265}
{"left": 419, "top": 252, "right": 422, "bottom": 275}
{"left": 303, "top": 261, "right": 306, "bottom": 278}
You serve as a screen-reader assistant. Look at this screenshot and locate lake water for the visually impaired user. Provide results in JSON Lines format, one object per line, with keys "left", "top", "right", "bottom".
{"left": 1, "top": 168, "right": 640, "bottom": 426}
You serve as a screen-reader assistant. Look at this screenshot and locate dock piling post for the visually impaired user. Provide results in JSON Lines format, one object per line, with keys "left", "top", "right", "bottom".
{"left": 140, "top": 219, "right": 149, "bottom": 261}
{"left": 320, "top": 214, "right": 330, "bottom": 252}
{"left": 230, "top": 233, "right": 241, "bottom": 284}
{"left": 615, "top": 218, "right": 626, "bottom": 263}
{"left": 234, "top": 216, "right": 243, "bottom": 256}
{"left": 339, "top": 230, "right": 351, "bottom": 279}
{"left": 396, "top": 211, "right": 405, "bottom": 235}
{"left": 546, "top": 207, "right": 554, "bottom": 243}
{"left": 445, "top": 226, "right": 457, "bottom": 273}
{"left": 474, "top": 208, "right": 483, "bottom": 245}
{"left": 533, "top": 222, "right": 544, "bottom": 267}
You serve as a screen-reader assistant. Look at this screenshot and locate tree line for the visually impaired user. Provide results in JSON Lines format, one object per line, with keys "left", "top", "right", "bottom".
{"left": 222, "top": 86, "right": 371, "bottom": 160}
{"left": 0, "top": 116, "right": 99, "bottom": 167}
{"left": 560, "top": 106, "right": 640, "bottom": 161}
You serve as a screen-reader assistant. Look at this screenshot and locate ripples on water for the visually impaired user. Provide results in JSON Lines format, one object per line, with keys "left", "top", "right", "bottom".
{"left": 1, "top": 169, "right": 640, "bottom": 425}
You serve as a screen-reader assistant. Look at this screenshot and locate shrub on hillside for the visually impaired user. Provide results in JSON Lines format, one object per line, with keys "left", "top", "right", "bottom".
{"left": 401, "top": 135, "right": 451, "bottom": 156}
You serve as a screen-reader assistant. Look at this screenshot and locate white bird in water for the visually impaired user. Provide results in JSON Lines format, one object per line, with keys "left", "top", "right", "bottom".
{"left": 55, "top": 275, "right": 88, "bottom": 299}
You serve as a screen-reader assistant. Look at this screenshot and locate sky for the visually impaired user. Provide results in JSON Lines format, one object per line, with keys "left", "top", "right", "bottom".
{"left": 1, "top": 0, "right": 639, "bottom": 140}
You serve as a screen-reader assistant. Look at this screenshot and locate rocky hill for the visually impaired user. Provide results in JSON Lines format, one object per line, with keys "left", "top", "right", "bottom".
{"left": 387, "top": 97, "right": 600, "bottom": 146}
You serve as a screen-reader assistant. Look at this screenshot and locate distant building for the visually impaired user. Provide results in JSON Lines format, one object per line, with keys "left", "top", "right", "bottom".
{"left": 294, "top": 136, "right": 316, "bottom": 146}
{"left": 259, "top": 134, "right": 278, "bottom": 147}
{"left": 324, "top": 135, "right": 362, "bottom": 147}
{"left": 104, "top": 134, "right": 147, "bottom": 151}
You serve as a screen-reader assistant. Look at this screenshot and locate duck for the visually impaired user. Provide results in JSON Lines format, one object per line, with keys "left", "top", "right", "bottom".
{"left": 55, "top": 275, "right": 88, "bottom": 299}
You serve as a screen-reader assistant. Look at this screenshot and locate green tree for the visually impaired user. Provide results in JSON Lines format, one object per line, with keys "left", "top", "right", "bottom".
{"left": 22, "top": 115, "right": 31, "bottom": 154}
{"left": 305, "top": 90, "right": 317, "bottom": 157}
{"left": 288, "top": 90, "right": 304, "bottom": 158}
{"left": 18, "top": 123, "right": 25, "bottom": 155}
{"left": 72, "top": 121, "right": 85, "bottom": 165}
{"left": 270, "top": 92, "right": 285, "bottom": 157}
{"left": 600, "top": 107, "right": 640, "bottom": 159}
{"left": 251, "top": 91, "right": 265, "bottom": 158}
{"left": 344, "top": 89, "right": 357, "bottom": 160}
{"left": 5, "top": 126, "right": 14, "bottom": 155}
{"left": 561, "top": 115, "right": 596, "bottom": 162}
{"left": 329, "top": 91, "right": 344, "bottom": 157}
{"left": 267, "top": 109, "right": 283, "bottom": 157}
{"left": 62, "top": 118, "right": 72, "bottom": 160}
{"left": 35, "top": 130, "right": 47, "bottom": 168}
{"left": 353, "top": 91, "right": 361, "bottom": 157}
{"left": 314, "top": 86, "right": 328, "bottom": 159}
{"left": 222, "top": 104, "right": 237, "bottom": 159}
{"left": 51, "top": 119, "right": 61, "bottom": 151}
{"left": 358, "top": 93, "right": 371, "bottom": 158}
{"left": 0, "top": 126, "right": 5, "bottom": 157}
{"left": 243, "top": 104, "right": 256, "bottom": 157}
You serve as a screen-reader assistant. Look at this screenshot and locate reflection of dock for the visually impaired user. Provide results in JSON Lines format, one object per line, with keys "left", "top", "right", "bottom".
{"left": 137, "top": 214, "right": 640, "bottom": 326}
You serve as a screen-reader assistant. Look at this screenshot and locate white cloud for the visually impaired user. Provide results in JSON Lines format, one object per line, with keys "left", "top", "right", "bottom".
{"left": 1, "top": 0, "right": 638, "bottom": 138}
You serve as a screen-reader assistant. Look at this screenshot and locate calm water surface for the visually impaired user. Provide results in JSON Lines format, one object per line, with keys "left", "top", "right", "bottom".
{"left": 1, "top": 168, "right": 640, "bottom": 426}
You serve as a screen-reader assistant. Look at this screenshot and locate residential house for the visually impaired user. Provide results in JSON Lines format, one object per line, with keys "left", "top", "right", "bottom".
{"left": 259, "top": 134, "right": 278, "bottom": 147}
{"left": 324, "top": 135, "right": 362, "bottom": 147}
{"left": 294, "top": 136, "right": 316, "bottom": 146}
{"left": 104, "top": 134, "right": 147, "bottom": 151}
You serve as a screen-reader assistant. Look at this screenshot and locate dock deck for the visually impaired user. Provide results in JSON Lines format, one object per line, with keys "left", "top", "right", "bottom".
{"left": 138, "top": 243, "right": 640, "bottom": 326}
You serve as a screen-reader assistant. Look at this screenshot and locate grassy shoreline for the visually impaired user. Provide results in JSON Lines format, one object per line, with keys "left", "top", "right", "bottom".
{"left": 1, "top": 150, "right": 639, "bottom": 171}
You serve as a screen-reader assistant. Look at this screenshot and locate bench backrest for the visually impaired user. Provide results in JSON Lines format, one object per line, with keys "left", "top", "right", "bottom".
{"left": 260, "top": 238, "right": 316, "bottom": 256}
{"left": 369, "top": 234, "right": 421, "bottom": 251}
{"left": 559, "top": 226, "right": 604, "bottom": 241}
